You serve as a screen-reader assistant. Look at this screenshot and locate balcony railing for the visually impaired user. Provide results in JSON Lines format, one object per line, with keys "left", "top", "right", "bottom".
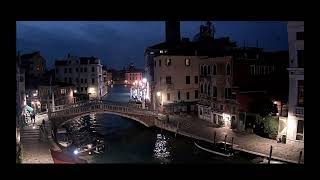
{"left": 166, "top": 83, "right": 174, "bottom": 91}
{"left": 295, "top": 106, "right": 304, "bottom": 117}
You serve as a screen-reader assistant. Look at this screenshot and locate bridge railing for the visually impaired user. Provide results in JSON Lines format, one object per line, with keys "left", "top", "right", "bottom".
{"left": 51, "top": 100, "right": 158, "bottom": 118}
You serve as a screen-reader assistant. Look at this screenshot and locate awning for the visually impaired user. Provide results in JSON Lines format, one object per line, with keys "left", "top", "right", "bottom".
{"left": 25, "top": 105, "right": 33, "bottom": 112}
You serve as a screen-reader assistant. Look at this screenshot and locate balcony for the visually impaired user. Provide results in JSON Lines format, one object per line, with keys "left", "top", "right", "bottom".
{"left": 166, "top": 83, "right": 174, "bottom": 91}
{"left": 295, "top": 106, "right": 304, "bottom": 117}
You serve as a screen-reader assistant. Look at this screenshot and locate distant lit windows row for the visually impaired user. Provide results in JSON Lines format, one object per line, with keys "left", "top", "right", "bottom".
{"left": 200, "top": 63, "right": 230, "bottom": 76}
{"left": 154, "top": 58, "right": 191, "bottom": 67}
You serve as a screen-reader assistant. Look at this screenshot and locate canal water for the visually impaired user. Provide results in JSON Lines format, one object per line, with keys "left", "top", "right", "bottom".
{"left": 64, "top": 85, "right": 257, "bottom": 163}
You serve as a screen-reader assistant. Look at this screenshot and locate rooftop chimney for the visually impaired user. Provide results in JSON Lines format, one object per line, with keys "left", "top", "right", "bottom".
{"left": 165, "top": 21, "right": 181, "bottom": 44}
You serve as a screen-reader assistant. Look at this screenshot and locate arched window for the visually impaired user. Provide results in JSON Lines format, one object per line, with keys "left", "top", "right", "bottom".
{"left": 208, "top": 85, "right": 211, "bottom": 96}
{"left": 200, "top": 65, "right": 204, "bottom": 76}
{"left": 213, "top": 86, "right": 217, "bottom": 98}
{"left": 204, "top": 66, "right": 207, "bottom": 76}
{"left": 226, "top": 63, "right": 231, "bottom": 75}
{"left": 213, "top": 64, "right": 217, "bottom": 75}
{"left": 204, "top": 84, "right": 207, "bottom": 93}
{"left": 200, "top": 84, "right": 203, "bottom": 93}
{"left": 208, "top": 65, "right": 211, "bottom": 75}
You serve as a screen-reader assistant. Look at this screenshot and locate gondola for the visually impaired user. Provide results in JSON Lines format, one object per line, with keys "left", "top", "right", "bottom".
{"left": 194, "top": 139, "right": 234, "bottom": 157}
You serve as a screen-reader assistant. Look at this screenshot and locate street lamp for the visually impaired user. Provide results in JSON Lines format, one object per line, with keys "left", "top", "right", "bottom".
{"left": 74, "top": 90, "right": 77, "bottom": 93}
{"left": 142, "top": 78, "right": 147, "bottom": 83}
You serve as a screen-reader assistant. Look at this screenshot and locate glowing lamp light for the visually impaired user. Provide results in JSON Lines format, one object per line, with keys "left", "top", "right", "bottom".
{"left": 157, "top": 92, "right": 161, "bottom": 97}
{"left": 89, "top": 151, "right": 92, "bottom": 155}
{"left": 73, "top": 149, "right": 79, "bottom": 155}
{"left": 32, "top": 125, "right": 36, "bottom": 129}
{"left": 74, "top": 90, "right": 77, "bottom": 93}
{"left": 88, "top": 144, "right": 92, "bottom": 149}
{"left": 33, "top": 93, "right": 37, "bottom": 97}
{"left": 273, "top": 101, "right": 278, "bottom": 105}
{"left": 135, "top": 80, "right": 138, "bottom": 84}
{"left": 88, "top": 87, "right": 95, "bottom": 94}
{"left": 142, "top": 78, "right": 147, "bottom": 83}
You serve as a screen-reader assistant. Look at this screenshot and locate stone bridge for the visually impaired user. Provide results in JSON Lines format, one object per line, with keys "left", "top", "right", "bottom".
{"left": 50, "top": 100, "right": 159, "bottom": 127}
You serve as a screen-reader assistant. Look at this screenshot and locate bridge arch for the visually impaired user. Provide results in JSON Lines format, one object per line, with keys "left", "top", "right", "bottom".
{"left": 58, "top": 110, "right": 153, "bottom": 128}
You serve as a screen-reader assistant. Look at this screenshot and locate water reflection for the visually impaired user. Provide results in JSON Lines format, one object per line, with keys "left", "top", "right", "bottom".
{"left": 153, "top": 134, "right": 171, "bottom": 164}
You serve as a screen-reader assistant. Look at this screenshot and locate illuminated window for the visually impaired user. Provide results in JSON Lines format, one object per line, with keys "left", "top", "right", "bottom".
{"left": 166, "top": 58, "right": 172, "bottom": 66}
{"left": 61, "top": 89, "right": 66, "bottom": 95}
{"left": 185, "top": 58, "right": 190, "bottom": 66}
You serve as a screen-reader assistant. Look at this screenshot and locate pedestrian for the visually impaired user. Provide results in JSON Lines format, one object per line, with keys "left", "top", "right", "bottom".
{"left": 34, "top": 114, "right": 36, "bottom": 124}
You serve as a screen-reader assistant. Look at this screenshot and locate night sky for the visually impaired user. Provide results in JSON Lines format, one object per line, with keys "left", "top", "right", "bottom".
{"left": 16, "top": 21, "right": 288, "bottom": 69}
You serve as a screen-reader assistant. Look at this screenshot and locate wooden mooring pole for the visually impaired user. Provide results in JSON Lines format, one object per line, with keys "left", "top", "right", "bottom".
{"left": 231, "top": 137, "right": 234, "bottom": 151}
{"left": 268, "top": 146, "right": 273, "bottom": 164}
{"left": 298, "top": 151, "right": 303, "bottom": 164}
{"left": 213, "top": 131, "right": 216, "bottom": 145}
{"left": 224, "top": 135, "right": 227, "bottom": 151}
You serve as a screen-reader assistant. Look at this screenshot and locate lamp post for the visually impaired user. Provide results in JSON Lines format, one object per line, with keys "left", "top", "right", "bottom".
{"left": 157, "top": 91, "right": 162, "bottom": 113}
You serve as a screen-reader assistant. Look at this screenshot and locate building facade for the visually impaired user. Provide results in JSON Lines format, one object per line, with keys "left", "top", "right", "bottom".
{"left": 153, "top": 55, "right": 200, "bottom": 113}
{"left": 20, "top": 51, "right": 46, "bottom": 83}
{"left": 55, "top": 55, "right": 105, "bottom": 100}
{"left": 16, "top": 56, "right": 26, "bottom": 128}
{"left": 38, "top": 83, "right": 75, "bottom": 111}
{"left": 285, "top": 21, "right": 304, "bottom": 147}
{"left": 125, "top": 70, "right": 143, "bottom": 85}
{"left": 197, "top": 56, "right": 238, "bottom": 128}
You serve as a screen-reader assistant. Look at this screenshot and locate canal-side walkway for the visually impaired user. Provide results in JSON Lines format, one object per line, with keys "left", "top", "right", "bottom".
{"left": 158, "top": 114, "right": 304, "bottom": 164}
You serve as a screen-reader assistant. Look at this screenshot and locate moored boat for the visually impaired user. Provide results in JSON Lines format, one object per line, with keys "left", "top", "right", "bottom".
{"left": 194, "top": 140, "right": 234, "bottom": 157}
